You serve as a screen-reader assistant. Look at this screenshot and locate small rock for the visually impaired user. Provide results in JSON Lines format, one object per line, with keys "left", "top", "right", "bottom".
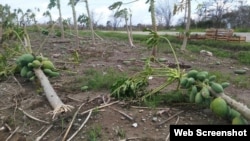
{"left": 243, "top": 67, "right": 249, "bottom": 70}
{"left": 52, "top": 53, "right": 61, "bottom": 58}
{"left": 0, "top": 126, "right": 6, "bottom": 131}
{"left": 132, "top": 123, "right": 138, "bottom": 128}
{"left": 152, "top": 117, "right": 158, "bottom": 122}
{"left": 215, "top": 61, "right": 221, "bottom": 65}
{"left": 139, "top": 109, "right": 144, "bottom": 113}
{"left": 200, "top": 50, "right": 213, "bottom": 56}
{"left": 156, "top": 110, "right": 166, "bottom": 116}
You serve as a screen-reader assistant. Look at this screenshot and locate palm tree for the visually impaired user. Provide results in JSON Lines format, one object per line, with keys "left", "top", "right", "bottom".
{"left": 48, "top": 0, "right": 65, "bottom": 39}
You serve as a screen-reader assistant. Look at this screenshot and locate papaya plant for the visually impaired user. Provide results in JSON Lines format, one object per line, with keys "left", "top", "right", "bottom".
{"left": 173, "top": 0, "right": 191, "bottom": 51}
{"left": 180, "top": 69, "right": 250, "bottom": 123}
{"left": 108, "top": 1, "right": 136, "bottom": 47}
{"left": 48, "top": 0, "right": 65, "bottom": 39}
{"left": 4, "top": 27, "right": 74, "bottom": 119}
{"left": 111, "top": 29, "right": 183, "bottom": 102}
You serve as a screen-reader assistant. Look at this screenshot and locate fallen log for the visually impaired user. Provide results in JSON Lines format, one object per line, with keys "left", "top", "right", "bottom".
{"left": 34, "top": 68, "right": 74, "bottom": 119}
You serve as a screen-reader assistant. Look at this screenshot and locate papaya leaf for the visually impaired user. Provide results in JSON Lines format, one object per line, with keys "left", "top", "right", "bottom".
{"left": 108, "top": 1, "right": 123, "bottom": 10}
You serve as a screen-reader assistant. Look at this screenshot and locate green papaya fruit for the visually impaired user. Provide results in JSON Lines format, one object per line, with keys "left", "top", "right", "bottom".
{"left": 42, "top": 60, "right": 56, "bottom": 70}
{"left": 20, "top": 66, "right": 29, "bottom": 77}
{"left": 208, "top": 75, "right": 216, "bottom": 81}
{"left": 17, "top": 54, "right": 35, "bottom": 67}
{"left": 43, "top": 69, "right": 59, "bottom": 77}
{"left": 210, "top": 82, "right": 224, "bottom": 93}
{"left": 189, "top": 86, "right": 197, "bottom": 103}
{"left": 196, "top": 71, "right": 208, "bottom": 81}
{"left": 180, "top": 78, "right": 188, "bottom": 88}
{"left": 221, "top": 82, "right": 230, "bottom": 89}
{"left": 195, "top": 92, "right": 203, "bottom": 104}
{"left": 187, "top": 70, "right": 198, "bottom": 78}
{"left": 26, "top": 71, "right": 34, "bottom": 78}
{"left": 32, "top": 60, "right": 41, "bottom": 68}
{"left": 201, "top": 87, "right": 210, "bottom": 98}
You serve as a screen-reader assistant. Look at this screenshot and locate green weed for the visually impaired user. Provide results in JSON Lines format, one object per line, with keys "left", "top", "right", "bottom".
{"left": 236, "top": 51, "right": 250, "bottom": 65}
{"left": 87, "top": 124, "right": 102, "bottom": 141}
{"left": 81, "top": 68, "right": 127, "bottom": 91}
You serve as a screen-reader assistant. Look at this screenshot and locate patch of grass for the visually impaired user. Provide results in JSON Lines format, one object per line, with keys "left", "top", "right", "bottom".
{"left": 81, "top": 68, "right": 127, "bottom": 91}
{"left": 236, "top": 51, "right": 250, "bottom": 65}
{"left": 87, "top": 124, "right": 102, "bottom": 141}
{"left": 209, "top": 70, "right": 250, "bottom": 89}
{"left": 234, "top": 28, "right": 250, "bottom": 32}
{"left": 143, "top": 93, "right": 163, "bottom": 108}
{"left": 114, "top": 126, "right": 126, "bottom": 139}
{"left": 143, "top": 90, "right": 188, "bottom": 107}
{"left": 161, "top": 90, "right": 189, "bottom": 104}
{"left": 232, "top": 75, "right": 250, "bottom": 89}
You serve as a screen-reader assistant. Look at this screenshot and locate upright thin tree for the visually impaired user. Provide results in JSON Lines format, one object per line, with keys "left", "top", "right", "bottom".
{"left": 174, "top": 0, "right": 191, "bottom": 51}
{"left": 109, "top": 1, "right": 136, "bottom": 48}
{"left": 48, "top": 0, "right": 65, "bottom": 39}
{"left": 69, "top": 0, "right": 79, "bottom": 48}
{"left": 84, "top": 0, "right": 95, "bottom": 45}
{"left": 146, "top": 0, "right": 158, "bottom": 57}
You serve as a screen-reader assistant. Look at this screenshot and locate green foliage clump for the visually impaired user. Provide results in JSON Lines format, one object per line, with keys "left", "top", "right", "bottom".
{"left": 81, "top": 68, "right": 127, "bottom": 91}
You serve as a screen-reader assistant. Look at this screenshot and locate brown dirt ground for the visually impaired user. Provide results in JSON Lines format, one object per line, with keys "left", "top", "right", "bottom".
{"left": 0, "top": 33, "right": 249, "bottom": 141}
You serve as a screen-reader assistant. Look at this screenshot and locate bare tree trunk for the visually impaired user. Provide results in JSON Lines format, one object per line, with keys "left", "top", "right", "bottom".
{"left": 84, "top": 0, "right": 95, "bottom": 45}
{"left": 125, "top": 17, "right": 134, "bottom": 48}
{"left": 57, "top": 0, "right": 65, "bottom": 39}
{"left": 181, "top": 0, "right": 191, "bottom": 51}
{"left": 150, "top": 0, "right": 157, "bottom": 57}
{"left": 129, "top": 13, "right": 133, "bottom": 43}
{"left": 70, "top": 0, "right": 79, "bottom": 48}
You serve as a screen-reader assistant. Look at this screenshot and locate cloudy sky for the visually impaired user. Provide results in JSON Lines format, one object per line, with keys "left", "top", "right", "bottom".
{"left": 1, "top": 0, "right": 183, "bottom": 25}
{"left": 2, "top": 0, "right": 248, "bottom": 26}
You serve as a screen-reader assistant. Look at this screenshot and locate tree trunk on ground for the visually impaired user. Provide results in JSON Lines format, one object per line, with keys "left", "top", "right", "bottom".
{"left": 57, "top": 0, "right": 65, "bottom": 39}
{"left": 34, "top": 68, "right": 73, "bottom": 119}
{"left": 84, "top": 0, "right": 95, "bottom": 45}
{"left": 209, "top": 88, "right": 250, "bottom": 121}
{"left": 181, "top": 0, "right": 191, "bottom": 51}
